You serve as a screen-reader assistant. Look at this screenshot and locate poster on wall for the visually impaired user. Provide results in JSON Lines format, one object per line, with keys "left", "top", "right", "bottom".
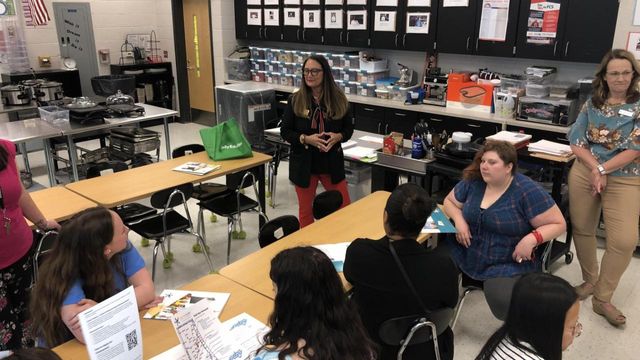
{"left": 626, "top": 32, "right": 640, "bottom": 60}
{"left": 478, "top": 0, "right": 509, "bottom": 42}
{"left": 264, "top": 8, "right": 280, "bottom": 26}
{"left": 284, "top": 8, "right": 301, "bottom": 26}
{"left": 376, "top": 0, "right": 398, "bottom": 6}
{"left": 247, "top": 0, "right": 261, "bottom": 5}
{"left": 374, "top": 11, "right": 396, "bottom": 32}
{"left": 525, "top": 0, "right": 560, "bottom": 45}
{"left": 407, "top": 0, "right": 430, "bottom": 7}
{"left": 325, "top": 0, "right": 344, "bottom": 5}
{"left": 325, "top": 9, "right": 343, "bottom": 29}
{"left": 247, "top": 9, "right": 262, "bottom": 25}
{"left": 406, "top": 12, "right": 430, "bottom": 34}
{"left": 304, "top": 10, "right": 321, "bottom": 28}
{"left": 347, "top": 10, "right": 367, "bottom": 30}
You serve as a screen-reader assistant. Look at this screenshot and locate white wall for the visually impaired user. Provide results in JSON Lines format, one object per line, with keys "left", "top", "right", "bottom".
{"left": 211, "top": 0, "right": 238, "bottom": 88}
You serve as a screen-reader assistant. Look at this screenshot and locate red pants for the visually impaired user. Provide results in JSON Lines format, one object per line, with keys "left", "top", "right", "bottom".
{"left": 295, "top": 174, "right": 351, "bottom": 228}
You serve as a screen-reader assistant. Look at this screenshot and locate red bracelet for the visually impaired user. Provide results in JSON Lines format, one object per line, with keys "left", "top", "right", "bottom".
{"left": 531, "top": 229, "right": 544, "bottom": 245}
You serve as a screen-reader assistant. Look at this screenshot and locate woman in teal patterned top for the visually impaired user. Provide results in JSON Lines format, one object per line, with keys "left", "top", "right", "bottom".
{"left": 567, "top": 49, "right": 640, "bottom": 327}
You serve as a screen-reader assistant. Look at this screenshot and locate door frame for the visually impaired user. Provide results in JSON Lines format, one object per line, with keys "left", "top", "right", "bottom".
{"left": 171, "top": 0, "right": 216, "bottom": 123}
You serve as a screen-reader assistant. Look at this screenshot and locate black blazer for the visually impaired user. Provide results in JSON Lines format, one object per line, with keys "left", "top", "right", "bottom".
{"left": 344, "top": 237, "right": 459, "bottom": 360}
{"left": 280, "top": 94, "right": 354, "bottom": 188}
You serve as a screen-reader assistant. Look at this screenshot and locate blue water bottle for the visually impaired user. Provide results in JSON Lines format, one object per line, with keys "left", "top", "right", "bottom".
{"left": 411, "top": 135, "right": 425, "bottom": 159}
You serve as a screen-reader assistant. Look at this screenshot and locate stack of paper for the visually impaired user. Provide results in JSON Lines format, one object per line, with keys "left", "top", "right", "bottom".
{"left": 341, "top": 140, "right": 357, "bottom": 149}
{"left": 527, "top": 140, "right": 572, "bottom": 157}
{"left": 343, "top": 146, "right": 377, "bottom": 162}
{"left": 172, "top": 162, "right": 221, "bottom": 176}
{"left": 486, "top": 131, "right": 532, "bottom": 147}
{"left": 144, "top": 289, "right": 230, "bottom": 320}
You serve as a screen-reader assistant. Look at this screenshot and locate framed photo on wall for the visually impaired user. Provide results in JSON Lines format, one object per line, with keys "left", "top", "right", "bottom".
{"left": 304, "top": 9, "right": 321, "bottom": 28}
{"left": 406, "top": 12, "right": 430, "bottom": 34}
{"left": 374, "top": 11, "right": 396, "bottom": 32}
{"left": 325, "top": 9, "right": 343, "bottom": 29}
{"left": 284, "top": 8, "right": 301, "bottom": 26}
{"left": 626, "top": 32, "right": 640, "bottom": 60}
{"left": 264, "top": 8, "right": 280, "bottom": 26}
{"left": 347, "top": 10, "right": 367, "bottom": 30}
{"left": 247, "top": 9, "right": 262, "bottom": 26}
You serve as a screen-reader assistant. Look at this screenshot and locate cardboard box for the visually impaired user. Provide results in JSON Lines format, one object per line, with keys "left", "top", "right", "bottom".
{"left": 447, "top": 73, "right": 494, "bottom": 113}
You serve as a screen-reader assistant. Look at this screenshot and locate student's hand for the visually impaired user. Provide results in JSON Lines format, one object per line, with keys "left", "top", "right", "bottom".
{"left": 454, "top": 219, "right": 472, "bottom": 248}
{"left": 143, "top": 296, "right": 164, "bottom": 309}
{"left": 320, "top": 132, "right": 343, "bottom": 152}
{"left": 63, "top": 299, "right": 97, "bottom": 332}
{"left": 512, "top": 236, "right": 537, "bottom": 263}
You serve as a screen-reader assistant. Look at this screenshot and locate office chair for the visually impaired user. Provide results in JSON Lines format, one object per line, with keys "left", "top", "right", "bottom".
{"left": 378, "top": 308, "right": 454, "bottom": 360}
{"left": 127, "top": 183, "right": 213, "bottom": 281}
{"left": 85, "top": 160, "right": 128, "bottom": 179}
{"left": 312, "top": 190, "right": 343, "bottom": 220}
{"left": 31, "top": 229, "right": 59, "bottom": 286}
{"left": 197, "top": 171, "right": 268, "bottom": 264}
{"left": 258, "top": 215, "right": 299, "bottom": 248}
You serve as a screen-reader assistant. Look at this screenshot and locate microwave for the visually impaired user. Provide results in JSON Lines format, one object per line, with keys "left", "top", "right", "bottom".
{"left": 516, "top": 96, "right": 578, "bottom": 126}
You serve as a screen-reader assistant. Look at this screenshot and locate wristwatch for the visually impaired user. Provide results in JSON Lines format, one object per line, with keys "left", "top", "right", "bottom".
{"left": 597, "top": 164, "right": 606, "bottom": 175}
{"left": 300, "top": 134, "right": 308, "bottom": 149}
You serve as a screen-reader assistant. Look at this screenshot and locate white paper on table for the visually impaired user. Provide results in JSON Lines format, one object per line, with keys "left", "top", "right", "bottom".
{"left": 374, "top": 11, "right": 396, "bottom": 32}
{"left": 247, "top": 9, "right": 262, "bottom": 26}
{"left": 264, "top": 9, "right": 280, "bottom": 27}
{"left": 358, "top": 135, "right": 383, "bottom": 143}
{"left": 341, "top": 140, "right": 358, "bottom": 149}
{"left": 443, "top": 0, "right": 468, "bottom": 6}
{"left": 78, "top": 286, "right": 143, "bottom": 360}
{"left": 325, "top": 10, "right": 343, "bottom": 29}
{"left": 170, "top": 299, "right": 231, "bottom": 360}
{"left": 527, "top": 139, "right": 572, "bottom": 156}
{"left": 222, "top": 313, "right": 270, "bottom": 356}
{"left": 145, "top": 290, "right": 230, "bottom": 320}
{"left": 343, "top": 146, "right": 376, "bottom": 159}
{"left": 303, "top": 9, "right": 321, "bottom": 28}
{"left": 407, "top": 0, "right": 430, "bottom": 6}
{"left": 313, "top": 242, "right": 351, "bottom": 272}
{"left": 284, "top": 8, "right": 301, "bottom": 26}
{"left": 478, "top": 0, "right": 509, "bottom": 42}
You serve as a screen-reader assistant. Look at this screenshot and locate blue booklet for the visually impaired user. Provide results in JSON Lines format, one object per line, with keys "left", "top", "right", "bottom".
{"left": 421, "top": 208, "right": 457, "bottom": 234}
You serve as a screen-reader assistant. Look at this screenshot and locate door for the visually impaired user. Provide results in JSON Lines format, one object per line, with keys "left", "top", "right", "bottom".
{"left": 53, "top": 3, "right": 99, "bottom": 97}
{"left": 183, "top": 0, "right": 215, "bottom": 112}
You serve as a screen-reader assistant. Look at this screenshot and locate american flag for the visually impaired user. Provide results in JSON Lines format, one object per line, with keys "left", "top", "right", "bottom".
{"left": 22, "top": 0, "right": 50, "bottom": 26}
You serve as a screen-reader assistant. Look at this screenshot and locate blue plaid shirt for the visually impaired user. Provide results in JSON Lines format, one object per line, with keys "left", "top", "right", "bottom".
{"left": 449, "top": 173, "right": 555, "bottom": 280}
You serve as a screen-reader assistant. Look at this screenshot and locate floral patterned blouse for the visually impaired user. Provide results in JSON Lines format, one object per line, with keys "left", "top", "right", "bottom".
{"left": 567, "top": 99, "right": 640, "bottom": 177}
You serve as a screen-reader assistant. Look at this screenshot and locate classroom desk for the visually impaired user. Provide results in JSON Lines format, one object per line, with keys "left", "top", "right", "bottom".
{"left": 52, "top": 274, "right": 274, "bottom": 360}
{"left": 219, "top": 191, "right": 391, "bottom": 299}
{"left": 64, "top": 151, "right": 271, "bottom": 211}
{"left": 26, "top": 186, "right": 97, "bottom": 227}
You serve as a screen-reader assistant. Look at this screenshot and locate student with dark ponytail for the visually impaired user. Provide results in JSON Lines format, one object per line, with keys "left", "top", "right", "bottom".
{"left": 344, "top": 183, "right": 459, "bottom": 360}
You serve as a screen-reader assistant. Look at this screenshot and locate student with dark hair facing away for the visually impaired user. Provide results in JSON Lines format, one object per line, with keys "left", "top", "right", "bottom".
{"left": 0, "top": 139, "right": 60, "bottom": 350}
{"left": 476, "top": 273, "right": 581, "bottom": 360}
{"left": 30, "top": 207, "right": 161, "bottom": 347}
{"left": 254, "top": 246, "right": 376, "bottom": 360}
{"left": 281, "top": 54, "right": 353, "bottom": 228}
{"left": 344, "top": 183, "right": 459, "bottom": 360}
{"left": 443, "top": 141, "right": 566, "bottom": 320}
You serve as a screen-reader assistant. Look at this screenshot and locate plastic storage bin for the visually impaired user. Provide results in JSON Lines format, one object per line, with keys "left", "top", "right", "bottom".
{"left": 265, "top": 48, "right": 279, "bottom": 62}
{"left": 526, "top": 83, "right": 551, "bottom": 97}
{"left": 357, "top": 70, "right": 389, "bottom": 85}
{"left": 225, "top": 58, "right": 251, "bottom": 81}
{"left": 375, "top": 88, "right": 391, "bottom": 99}
{"left": 39, "top": 106, "right": 69, "bottom": 123}
{"left": 357, "top": 83, "right": 377, "bottom": 97}
{"left": 266, "top": 72, "right": 281, "bottom": 85}
{"left": 344, "top": 82, "right": 358, "bottom": 95}
{"left": 500, "top": 75, "right": 527, "bottom": 92}
{"left": 250, "top": 47, "right": 266, "bottom": 60}
{"left": 360, "top": 58, "right": 388, "bottom": 72}
{"left": 253, "top": 70, "right": 267, "bottom": 82}
{"left": 266, "top": 62, "right": 280, "bottom": 73}
{"left": 280, "top": 74, "right": 294, "bottom": 86}
{"left": 389, "top": 84, "right": 420, "bottom": 101}
{"left": 335, "top": 80, "right": 345, "bottom": 93}
{"left": 341, "top": 69, "right": 357, "bottom": 82}
{"left": 278, "top": 51, "right": 294, "bottom": 63}
{"left": 293, "top": 74, "right": 303, "bottom": 88}
{"left": 343, "top": 55, "right": 360, "bottom": 69}
{"left": 252, "top": 60, "right": 266, "bottom": 71}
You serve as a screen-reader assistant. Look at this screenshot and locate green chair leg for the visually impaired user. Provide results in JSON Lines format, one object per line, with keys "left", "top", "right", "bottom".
{"left": 162, "top": 258, "right": 172, "bottom": 269}
{"left": 209, "top": 214, "right": 217, "bottom": 223}
{"left": 166, "top": 251, "right": 174, "bottom": 261}
{"left": 141, "top": 238, "right": 150, "bottom": 247}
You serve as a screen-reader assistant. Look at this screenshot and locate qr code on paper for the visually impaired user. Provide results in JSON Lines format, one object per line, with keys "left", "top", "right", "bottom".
{"left": 125, "top": 329, "right": 138, "bottom": 350}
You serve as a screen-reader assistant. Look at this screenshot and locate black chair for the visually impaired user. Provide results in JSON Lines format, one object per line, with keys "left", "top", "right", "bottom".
{"left": 197, "top": 171, "right": 268, "bottom": 264}
{"left": 378, "top": 308, "right": 455, "bottom": 360}
{"left": 85, "top": 160, "right": 128, "bottom": 179}
{"left": 172, "top": 144, "right": 230, "bottom": 202}
{"left": 258, "top": 215, "right": 300, "bottom": 248}
{"left": 31, "top": 229, "right": 58, "bottom": 286}
{"left": 312, "top": 190, "right": 343, "bottom": 220}
{"left": 128, "top": 183, "right": 213, "bottom": 281}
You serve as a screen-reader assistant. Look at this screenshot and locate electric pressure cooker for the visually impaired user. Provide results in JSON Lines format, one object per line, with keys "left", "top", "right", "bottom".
{"left": 36, "top": 81, "right": 64, "bottom": 102}
{"left": 1, "top": 84, "right": 31, "bottom": 106}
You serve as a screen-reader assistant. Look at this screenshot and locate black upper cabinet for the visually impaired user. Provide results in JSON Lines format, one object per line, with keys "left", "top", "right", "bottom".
{"left": 475, "top": 0, "right": 520, "bottom": 57}
{"left": 515, "top": 0, "right": 568, "bottom": 60}
{"left": 562, "top": 0, "right": 619, "bottom": 63}
{"left": 371, "top": 1, "right": 438, "bottom": 52}
{"left": 301, "top": 7, "right": 323, "bottom": 44}
{"left": 436, "top": 0, "right": 479, "bottom": 54}
{"left": 234, "top": 0, "right": 247, "bottom": 39}
{"left": 345, "top": 4, "right": 370, "bottom": 48}
{"left": 324, "top": 8, "right": 347, "bottom": 46}
{"left": 263, "top": 8, "right": 283, "bottom": 41}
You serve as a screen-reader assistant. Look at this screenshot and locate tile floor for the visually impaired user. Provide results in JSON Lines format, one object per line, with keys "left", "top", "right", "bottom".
{"left": 23, "top": 121, "right": 640, "bottom": 359}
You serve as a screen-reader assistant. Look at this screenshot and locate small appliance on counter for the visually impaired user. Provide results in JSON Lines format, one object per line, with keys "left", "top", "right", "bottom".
{"left": 1, "top": 84, "right": 31, "bottom": 106}
{"left": 35, "top": 81, "right": 64, "bottom": 104}
{"left": 396, "top": 63, "right": 417, "bottom": 87}
{"left": 422, "top": 68, "right": 448, "bottom": 106}
{"left": 64, "top": 97, "right": 108, "bottom": 125}
{"left": 105, "top": 90, "right": 145, "bottom": 118}
{"left": 516, "top": 96, "right": 578, "bottom": 127}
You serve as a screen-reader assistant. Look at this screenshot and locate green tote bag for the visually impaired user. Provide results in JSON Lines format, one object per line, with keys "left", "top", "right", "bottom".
{"left": 199, "top": 119, "right": 253, "bottom": 161}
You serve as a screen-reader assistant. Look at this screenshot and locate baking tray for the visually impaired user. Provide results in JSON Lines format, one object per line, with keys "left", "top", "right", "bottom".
{"left": 376, "top": 148, "right": 435, "bottom": 175}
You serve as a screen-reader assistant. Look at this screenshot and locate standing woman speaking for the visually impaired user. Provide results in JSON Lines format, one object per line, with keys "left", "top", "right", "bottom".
{"left": 567, "top": 49, "right": 640, "bottom": 327}
{"left": 281, "top": 55, "right": 353, "bottom": 227}
{"left": 0, "top": 139, "right": 60, "bottom": 350}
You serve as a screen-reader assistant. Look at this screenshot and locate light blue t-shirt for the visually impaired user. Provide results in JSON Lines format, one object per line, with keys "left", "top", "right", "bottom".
{"left": 62, "top": 241, "right": 145, "bottom": 305}
{"left": 253, "top": 350, "right": 293, "bottom": 360}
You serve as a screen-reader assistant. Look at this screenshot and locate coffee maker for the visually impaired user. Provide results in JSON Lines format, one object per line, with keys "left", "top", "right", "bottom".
{"left": 422, "top": 68, "right": 447, "bottom": 106}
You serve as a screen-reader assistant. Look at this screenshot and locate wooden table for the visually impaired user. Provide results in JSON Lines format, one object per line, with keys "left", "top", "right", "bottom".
{"left": 52, "top": 274, "right": 274, "bottom": 360}
{"left": 219, "top": 191, "right": 391, "bottom": 299}
{"left": 64, "top": 151, "right": 271, "bottom": 210}
{"left": 26, "top": 186, "right": 97, "bottom": 227}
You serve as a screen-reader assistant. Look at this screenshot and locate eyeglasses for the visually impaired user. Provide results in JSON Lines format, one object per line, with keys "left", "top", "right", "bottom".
{"left": 606, "top": 70, "right": 634, "bottom": 78}
{"left": 570, "top": 321, "right": 582, "bottom": 338}
{"left": 303, "top": 68, "right": 323, "bottom": 76}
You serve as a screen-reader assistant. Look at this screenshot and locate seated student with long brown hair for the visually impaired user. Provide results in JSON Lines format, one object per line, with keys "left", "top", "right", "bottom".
{"left": 30, "top": 207, "right": 160, "bottom": 347}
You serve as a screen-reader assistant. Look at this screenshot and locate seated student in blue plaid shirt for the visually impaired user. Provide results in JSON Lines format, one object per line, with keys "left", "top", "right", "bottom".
{"left": 443, "top": 141, "right": 566, "bottom": 320}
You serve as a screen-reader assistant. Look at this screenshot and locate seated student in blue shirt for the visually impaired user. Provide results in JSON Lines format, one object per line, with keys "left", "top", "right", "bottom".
{"left": 443, "top": 141, "right": 566, "bottom": 320}
{"left": 30, "top": 207, "right": 160, "bottom": 347}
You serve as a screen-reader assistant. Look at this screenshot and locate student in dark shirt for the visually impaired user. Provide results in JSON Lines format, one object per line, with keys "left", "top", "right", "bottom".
{"left": 344, "top": 183, "right": 459, "bottom": 360}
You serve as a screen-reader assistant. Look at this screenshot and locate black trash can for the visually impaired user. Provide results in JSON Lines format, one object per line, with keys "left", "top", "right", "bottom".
{"left": 91, "top": 75, "right": 136, "bottom": 97}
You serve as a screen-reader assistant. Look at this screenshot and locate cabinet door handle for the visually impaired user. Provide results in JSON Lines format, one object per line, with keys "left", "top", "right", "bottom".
{"left": 466, "top": 37, "right": 470, "bottom": 52}
{"left": 394, "top": 112, "right": 407, "bottom": 117}
{"left": 264, "top": 28, "right": 268, "bottom": 40}
{"left": 475, "top": 38, "right": 479, "bottom": 52}
{"left": 303, "top": 28, "right": 307, "bottom": 41}
{"left": 347, "top": 31, "right": 350, "bottom": 44}
{"left": 467, "top": 123, "right": 481, "bottom": 128}
{"left": 363, "top": 107, "right": 375, "bottom": 112}
{"left": 395, "top": 34, "right": 399, "bottom": 48}
{"left": 553, "top": 41, "right": 558, "bottom": 56}
{"left": 564, "top": 41, "right": 570, "bottom": 57}
{"left": 297, "top": 29, "right": 300, "bottom": 41}
{"left": 340, "top": 31, "right": 343, "bottom": 45}
{"left": 430, "top": 117, "right": 444, "bottom": 122}
{"left": 402, "top": 34, "right": 407, "bottom": 48}
{"left": 377, "top": 122, "right": 382, "bottom": 134}
{"left": 385, "top": 124, "right": 389, "bottom": 134}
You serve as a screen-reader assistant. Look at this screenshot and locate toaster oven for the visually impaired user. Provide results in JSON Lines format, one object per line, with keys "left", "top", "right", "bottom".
{"left": 516, "top": 96, "right": 578, "bottom": 127}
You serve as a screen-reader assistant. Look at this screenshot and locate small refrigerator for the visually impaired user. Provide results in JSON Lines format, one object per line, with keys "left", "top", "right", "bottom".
{"left": 215, "top": 82, "right": 277, "bottom": 148}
